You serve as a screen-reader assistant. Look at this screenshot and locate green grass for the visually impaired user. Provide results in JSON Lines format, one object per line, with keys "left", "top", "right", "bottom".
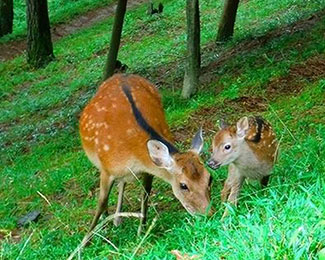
{"left": 0, "top": 0, "right": 114, "bottom": 44}
{"left": 1, "top": 0, "right": 325, "bottom": 259}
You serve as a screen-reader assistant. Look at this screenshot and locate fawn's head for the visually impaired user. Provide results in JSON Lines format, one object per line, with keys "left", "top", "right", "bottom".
{"left": 147, "top": 129, "right": 212, "bottom": 215}
{"left": 208, "top": 117, "right": 250, "bottom": 170}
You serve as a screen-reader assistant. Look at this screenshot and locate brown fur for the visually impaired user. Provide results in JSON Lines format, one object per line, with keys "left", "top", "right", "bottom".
{"left": 80, "top": 74, "right": 173, "bottom": 174}
{"left": 79, "top": 74, "right": 211, "bottom": 237}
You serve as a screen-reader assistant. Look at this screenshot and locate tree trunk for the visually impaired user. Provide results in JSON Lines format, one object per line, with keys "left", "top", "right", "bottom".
{"left": 26, "top": 0, "right": 54, "bottom": 68}
{"left": 216, "top": 0, "right": 240, "bottom": 42}
{"left": 182, "top": 0, "right": 200, "bottom": 99}
{"left": 147, "top": 0, "right": 153, "bottom": 15}
{"left": 103, "top": 0, "right": 127, "bottom": 80}
{"left": 0, "top": 0, "right": 13, "bottom": 37}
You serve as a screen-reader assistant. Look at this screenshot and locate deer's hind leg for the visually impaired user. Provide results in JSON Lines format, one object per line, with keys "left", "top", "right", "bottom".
{"left": 82, "top": 170, "right": 115, "bottom": 245}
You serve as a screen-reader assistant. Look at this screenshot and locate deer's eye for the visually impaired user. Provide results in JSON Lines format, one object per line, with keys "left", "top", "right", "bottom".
{"left": 180, "top": 183, "right": 188, "bottom": 190}
{"left": 224, "top": 144, "right": 231, "bottom": 150}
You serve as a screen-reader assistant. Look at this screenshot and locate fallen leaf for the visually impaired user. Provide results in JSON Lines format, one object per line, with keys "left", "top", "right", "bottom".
{"left": 170, "top": 250, "right": 200, "bottom": 260}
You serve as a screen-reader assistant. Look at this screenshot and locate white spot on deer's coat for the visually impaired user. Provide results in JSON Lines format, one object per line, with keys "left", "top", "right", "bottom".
{"left": 95, "top": 138, "right": 98, "bottom": 144}
{"left": 127, "top": 129, "right": 134, "bottom": 135}
{"left": 103, "top": 144, "right": 110, "bottom": 151}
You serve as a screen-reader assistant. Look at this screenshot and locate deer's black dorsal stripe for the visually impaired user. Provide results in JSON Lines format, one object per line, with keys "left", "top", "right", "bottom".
{"left": 250, "top": 116, "right": 264, "bottom": 143}
{"left": 122, "top": 84, "right": 178, "bottom": 154}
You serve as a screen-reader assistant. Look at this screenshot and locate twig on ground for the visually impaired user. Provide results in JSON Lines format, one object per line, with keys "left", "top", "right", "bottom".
{"left": 67, "top": 212, "right": 143, "bottom": 260}
{"left": 37, "top": 191, "right": 52, "bottom": 206}
{"left": 131, "top": 216, "right": 158, "bottom": 258}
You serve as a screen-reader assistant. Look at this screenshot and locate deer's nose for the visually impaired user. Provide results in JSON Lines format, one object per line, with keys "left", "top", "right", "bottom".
{"left": 207, "top": 159, "right": 221, "bottom": 170}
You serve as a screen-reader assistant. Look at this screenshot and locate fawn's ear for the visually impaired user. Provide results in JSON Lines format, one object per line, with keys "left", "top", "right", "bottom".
{"left": 191, "top": 127, "right": 204, "bottom": 154}
{"left": 236, "top": 117, "right": 249, "bottom": 139}
{"left": 219, "top": 118, "right": 229, "bottom": 129}
{"left": 147, "top": 140, "right": 174, "bottom": 170}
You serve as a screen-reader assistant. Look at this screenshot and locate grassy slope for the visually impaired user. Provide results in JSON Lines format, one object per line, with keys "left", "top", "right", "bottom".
{"left": 0, "top": 0, "right": 114, "bottom": 44}
{"left": 0, "top": 0, "right": 324, "bottom": 259}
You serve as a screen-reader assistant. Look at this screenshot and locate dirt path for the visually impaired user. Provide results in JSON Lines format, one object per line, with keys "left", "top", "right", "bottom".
{"left": 0, "top": 0, "right": 146, "bottom": 62}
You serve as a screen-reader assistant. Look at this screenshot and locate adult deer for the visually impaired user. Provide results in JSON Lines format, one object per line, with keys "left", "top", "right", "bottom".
{"left": 79, "top": 74, "right": 212, "bottom": 240}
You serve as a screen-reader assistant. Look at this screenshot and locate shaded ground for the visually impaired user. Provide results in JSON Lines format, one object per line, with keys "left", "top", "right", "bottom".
{"left": 173, "top": 52, "right": 325, "bottom": 145}
{"left": 143, "top": 8, "right": 325, "bottom": 90}
{"left": 266, "top": 55, "right": 325, "bottom": 96}
{"left": 0, "top": 0, "right": 146, "bottom": 61}
{"left": 201, "top": 8, "right": 325, "bottom": 79}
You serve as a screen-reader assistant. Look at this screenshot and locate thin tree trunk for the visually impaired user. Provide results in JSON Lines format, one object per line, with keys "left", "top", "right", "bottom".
{"left": 0, "top": 0, "right": 13, "bottom": 37}
{"left": 182, "top": 0, "right": 200, "bottom": 99}
{"left": 216, "top": 0, "right": 240, "bottom": 42}
{"left": 147, "top": 0, "right": 153, "bottom": 15}
{"left": 103, "top": 0, "right": 127, "bottom": 80}
{"left": 26, "top": 0, "right": 54, "bottom": 68}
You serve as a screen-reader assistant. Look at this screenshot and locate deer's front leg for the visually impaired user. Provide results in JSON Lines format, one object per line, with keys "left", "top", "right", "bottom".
{"left": 113, "top": 181, "right": 126, "bottom": 226}
{"left": 138, "top": 173, "right": 154, "bottom": 235}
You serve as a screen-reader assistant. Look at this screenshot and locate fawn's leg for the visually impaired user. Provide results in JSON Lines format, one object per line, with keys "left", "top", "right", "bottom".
{"left": 260, "top": 175, "right": 270, "bottom": 188}
{"left": 221, "top": 182, "right": 231, "bottom": 202}
{"left": 221, "top": 164, "right": 237, "bottom": 202}
{"left": 222, "top": 165, "right": 244, "bottom": 219}
{"left": 227, "top": 175, "right": 245, "bottom": 205}
{"left": 138, "top": 173, "right": 154, "bottom": 235}
{"left": 113, "top": 181, "right": 126, "bottom": 226}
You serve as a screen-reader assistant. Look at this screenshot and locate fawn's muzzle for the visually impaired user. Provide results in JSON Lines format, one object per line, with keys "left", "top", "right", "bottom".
{"left": 207, "top": 159, "right": 221, "bottom": 170}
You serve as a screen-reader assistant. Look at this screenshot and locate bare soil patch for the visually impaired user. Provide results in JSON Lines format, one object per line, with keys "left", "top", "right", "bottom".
{"left": 0, "top": 0, "right": 146, "bottom": 61}
{"left": 266, "top": 55, "right": 325, "bottom": 96}
{"left": 0, "top": 229, "right": 21, "bottom": 244}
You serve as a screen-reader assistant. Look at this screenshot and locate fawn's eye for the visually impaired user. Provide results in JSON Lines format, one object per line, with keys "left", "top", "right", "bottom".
{"left": 224, "top": 144, "right": 231, "bottom": 150}
{"left": 180, "top": 183, "right": 188, "bottom": 190}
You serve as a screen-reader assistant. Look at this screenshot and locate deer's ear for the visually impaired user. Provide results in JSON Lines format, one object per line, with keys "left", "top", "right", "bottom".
{"left": 147, "top": 140, "right": 174, "bottom": 170}
{"left": 236, "top": 117, "right": 249, "bottom": 139}
{"left": 191, "top": 127, "right": 204, "bottom": 154}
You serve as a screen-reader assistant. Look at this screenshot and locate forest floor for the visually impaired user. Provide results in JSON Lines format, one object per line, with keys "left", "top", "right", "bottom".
{"left": 0, "top": 0, "right": 145, "bottom": 61}
{"left": 0, "top": 0, "right": 324, "bottom": 259}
